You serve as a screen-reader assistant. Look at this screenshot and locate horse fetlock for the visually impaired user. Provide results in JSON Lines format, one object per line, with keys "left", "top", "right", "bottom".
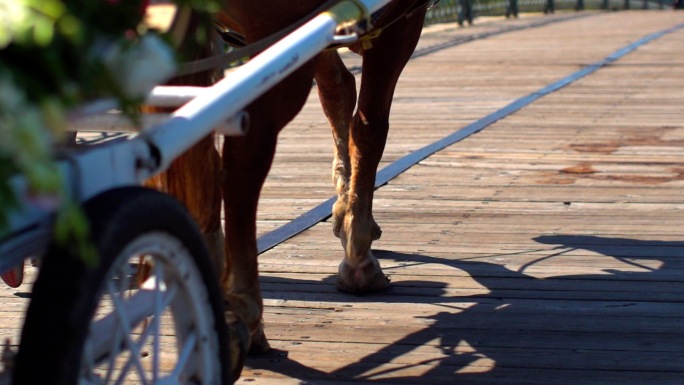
{"left": 223, "top": 310, "right": 249, "bottom": 382}
{"left": 223, "top": 292, "right": 269, "bottom": 353}
{"left": 336, "top": 254, "right": 389, "bottom": 294}
{"left": 332, "top": 198, "right": 347, "bottom": 238}
{"left": 332, "top": 159, "right": 349, "bottom": 189}
{"left": 339, "top": 213, "right": 382, "bottom": 242}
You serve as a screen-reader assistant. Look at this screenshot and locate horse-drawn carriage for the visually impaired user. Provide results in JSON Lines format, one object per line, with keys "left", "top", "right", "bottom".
{"left": 0, "top": 0, "right": 429, "bottom": 383}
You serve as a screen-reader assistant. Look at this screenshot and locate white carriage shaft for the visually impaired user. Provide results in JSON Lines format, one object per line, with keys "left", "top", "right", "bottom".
{"left": 68, "top": 86, "right": 249, "bottom": 136}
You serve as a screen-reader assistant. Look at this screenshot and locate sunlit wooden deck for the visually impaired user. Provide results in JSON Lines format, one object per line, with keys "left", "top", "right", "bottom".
{"left": 2, "top": 9, "right": 684, "bottom": 385}
{"left": 252, "top": 9, "right": 684, "bottom": 385}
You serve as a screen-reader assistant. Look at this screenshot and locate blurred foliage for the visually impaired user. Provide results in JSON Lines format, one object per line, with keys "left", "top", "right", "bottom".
{"left": 0, "top": 0, "right": 219, "bottom": 262}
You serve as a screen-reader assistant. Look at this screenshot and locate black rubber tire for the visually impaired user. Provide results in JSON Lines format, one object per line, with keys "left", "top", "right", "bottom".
{"left": 13, "top": 187, "right": 231, "bottom": 385}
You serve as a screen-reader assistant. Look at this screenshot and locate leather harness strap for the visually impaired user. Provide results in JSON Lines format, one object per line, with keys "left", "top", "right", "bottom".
{"left": 351, "top": 0, "right": 434, "bottom": 50}
{"left": 175, "top": 0, "right": 434, "bottom": 77}
{"left": 175, "top": 0, "right": 342, "bottom": 76}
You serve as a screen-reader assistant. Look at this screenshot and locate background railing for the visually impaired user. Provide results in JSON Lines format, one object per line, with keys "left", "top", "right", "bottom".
{"left": 425, "top": 0, "right": 675, "bottom": 25}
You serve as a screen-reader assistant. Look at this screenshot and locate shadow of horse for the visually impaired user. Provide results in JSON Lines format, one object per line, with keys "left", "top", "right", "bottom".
{"left": 249, "top": 235, "right": 684, "bottom": 384}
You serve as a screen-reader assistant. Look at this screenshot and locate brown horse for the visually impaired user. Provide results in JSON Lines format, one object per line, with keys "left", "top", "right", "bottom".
{"left": 153, "top": 0, "right": 429, "bottom": 378}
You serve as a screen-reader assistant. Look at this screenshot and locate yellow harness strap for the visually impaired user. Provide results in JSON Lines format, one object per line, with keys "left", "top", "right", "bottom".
{"left": 360, "top": 28, "right": 383, "bottom": 50}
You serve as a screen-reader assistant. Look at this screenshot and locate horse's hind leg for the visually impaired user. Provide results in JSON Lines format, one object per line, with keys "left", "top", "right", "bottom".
{"left": 314, "top": 51, "right": 359, "bottom": 238}
{"left": 336, "top": 9, "right": 426, "bottom": 294}
{"left": 316, "top": 51, "right": 383, "bottom": 241}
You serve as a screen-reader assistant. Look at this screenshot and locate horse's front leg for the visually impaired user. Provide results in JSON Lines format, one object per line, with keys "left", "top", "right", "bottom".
{"left": 336, "top": 9, "right": 426, "bottom": 294}
{"left": 220, "top": 61, "right": 318, "bottom": 377}
{"left": 221, "top": 128, "right": 273, "bottom": 356}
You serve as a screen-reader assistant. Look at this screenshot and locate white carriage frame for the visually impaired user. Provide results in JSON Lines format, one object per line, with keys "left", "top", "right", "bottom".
{"left": 1, "top": 0, "right": 390, "bottom": 272}
{"left": 0, "top": 0, "right": 392, "bottom": 382}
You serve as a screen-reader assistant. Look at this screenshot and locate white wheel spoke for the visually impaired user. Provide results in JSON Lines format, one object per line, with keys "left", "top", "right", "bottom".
{"left": 110, "top": 282, "right": 151, "bottom": 385}
{"left": 170, "top": 332, "right": 198, "bottom": 380}
{"left": 103, "top": 308, "right": 124, "bottom": 384}
{"left": 152, "top": 262, "right": 164, "bottom": 383}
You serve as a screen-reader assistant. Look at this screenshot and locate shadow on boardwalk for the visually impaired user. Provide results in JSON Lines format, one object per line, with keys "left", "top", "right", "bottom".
{"left": 249, "top": 235, "right": 684, "bottom": 384}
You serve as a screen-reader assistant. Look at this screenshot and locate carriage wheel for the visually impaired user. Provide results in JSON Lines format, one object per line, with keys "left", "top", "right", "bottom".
{"left": 13, "top": 187, "right": 231, "bottom": 385}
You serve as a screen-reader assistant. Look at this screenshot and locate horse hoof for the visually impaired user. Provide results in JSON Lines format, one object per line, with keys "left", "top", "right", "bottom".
{"left": 225, "top": 313, "right": 249, "bottom": 382}
{"left": 249, "top": 322, "right": 272, "bottom": 354}
{"left": 372, "top": 222, "right": 382, "bottom": 241}
{"left": 336, "top": 257, "right": 390, "bottom": 294}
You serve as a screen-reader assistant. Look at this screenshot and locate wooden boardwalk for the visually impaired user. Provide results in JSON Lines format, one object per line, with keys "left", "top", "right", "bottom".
{"left": 252, "top": 9, "right": 684, "bottom": 385}
{"left": 2, "top": 9, "right": 684, "bottom": 385}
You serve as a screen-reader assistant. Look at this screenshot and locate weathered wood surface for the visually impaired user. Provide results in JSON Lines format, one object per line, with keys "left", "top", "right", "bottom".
{"left": 2, "top": 9, "right": 684, "bottom": 385}
{"left": 252, "top": 9, "right": 684, "bottom": 385}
